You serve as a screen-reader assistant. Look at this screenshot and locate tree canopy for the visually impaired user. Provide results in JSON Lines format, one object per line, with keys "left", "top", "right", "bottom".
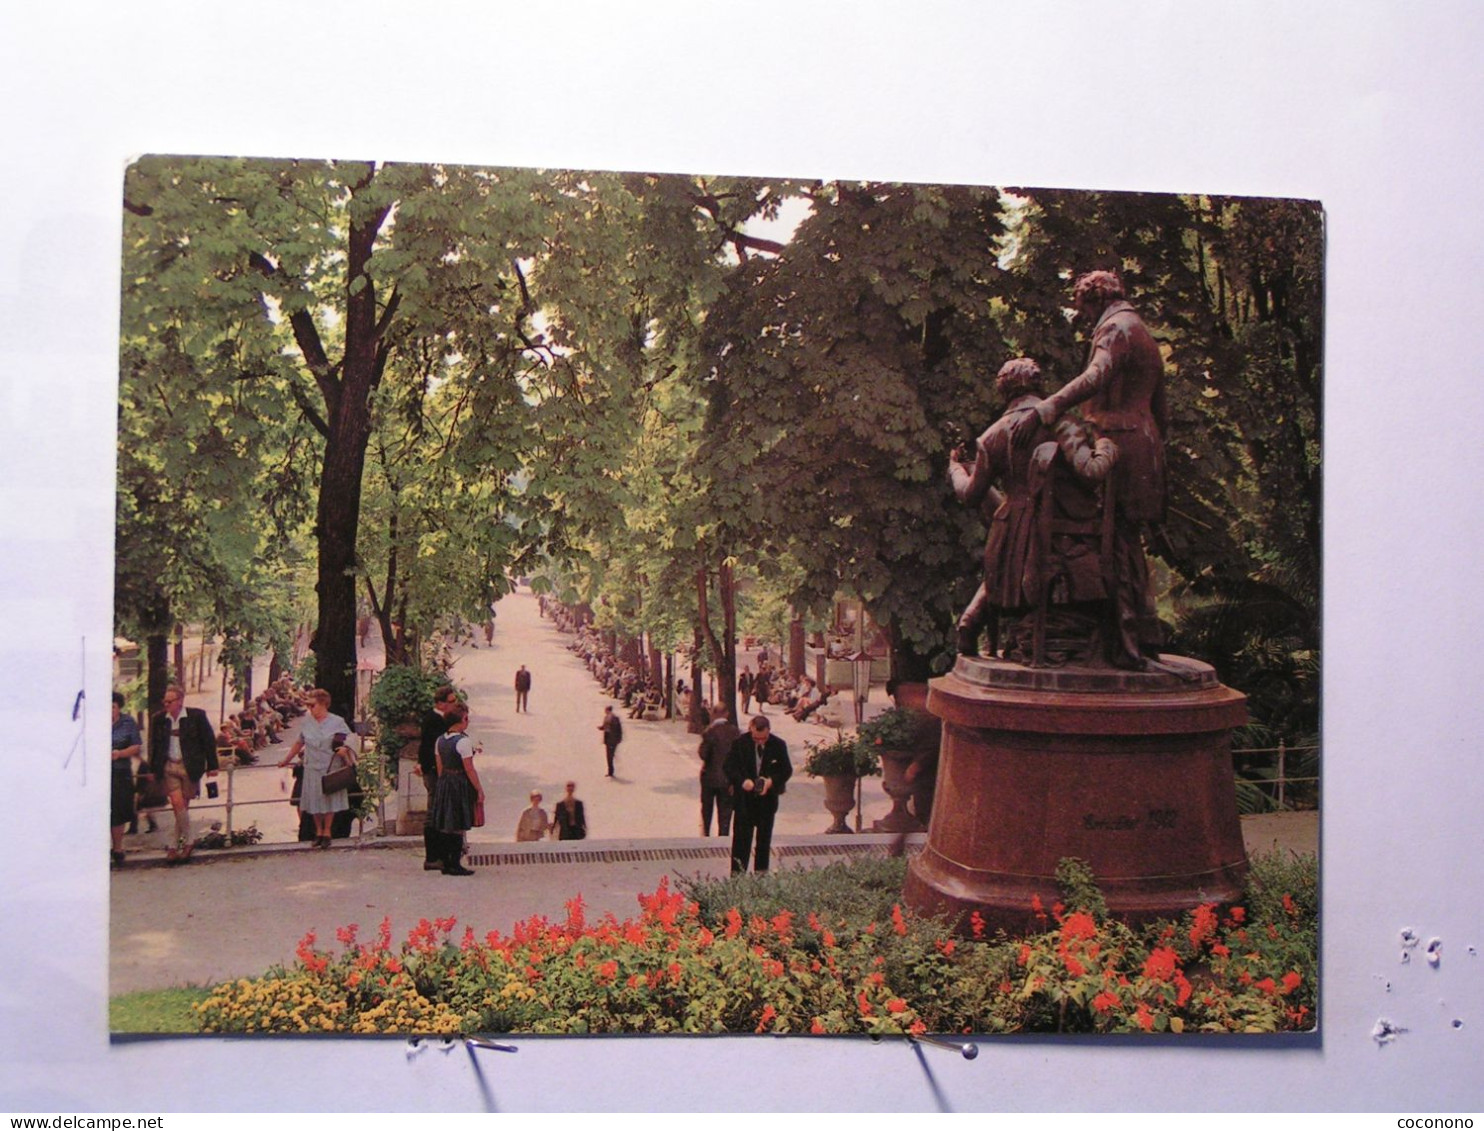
{"left": 117, "top": 158, "right": 1321, "bottom": 741}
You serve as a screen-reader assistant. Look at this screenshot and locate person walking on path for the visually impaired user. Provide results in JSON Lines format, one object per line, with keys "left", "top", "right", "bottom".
{"left": 752, "top": 665, "right": 771, "bottom": 715}
{"left": 724, "top": 715, "right": 792, "bottom": 874}
{"left": 553, "top": 780, "right": 587, "bottom": 840}
{"left": 418, "top": 685, "right": 459, "bottom": 871}
{"left": 698, "top": 706, "right": 740, "bottom": 837}
{"left": 149, "top": 683, "right": 218, "bottom": 863}
{"left": 514, "top": 665, "right": 532, "bottom": 713}
{"left": 515, "top": 790, "right": 550, "bottom": 841}
{"left": 110, "top": 692, "right": 141, "bottom": 868}
{"left": 598, "top": 705, "right": 623, "bottom": 777}
{"left": 429, "top": 704, "right": 484, "bottom": 876}
{"left": 738, "top": 666, "right": 754, "bottom": 715}
{"left": 277, "top": 689, "right": 353, "bottom": 849}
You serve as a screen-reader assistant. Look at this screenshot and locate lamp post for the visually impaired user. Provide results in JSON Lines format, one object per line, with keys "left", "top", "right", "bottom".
{"left": 850, "top": 649, "right": 873, "bottom": 726}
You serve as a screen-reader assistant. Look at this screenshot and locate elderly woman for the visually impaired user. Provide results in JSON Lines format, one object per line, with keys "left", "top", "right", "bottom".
{"left": 278, "top": 688, "right": 354, "bottom": 849}
{"left": 110, "top": 692, "right": 142, "bottom": 868}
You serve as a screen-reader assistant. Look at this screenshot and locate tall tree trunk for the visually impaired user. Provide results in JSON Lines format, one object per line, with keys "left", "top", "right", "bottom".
{"left": 303, "top": 165, "right": 395, "bottom": 720}
{"left": 696, "top": 553, "right": 738, "bottom": 726}
{"left": 788, "top": 611, "right": 806, "bottom": 678}
{"left": 172, "top": 623, "right": 185, "bottom": 688}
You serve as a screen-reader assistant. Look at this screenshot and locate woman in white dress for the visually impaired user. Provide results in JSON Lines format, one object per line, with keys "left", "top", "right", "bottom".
{"left": 278, "top": 688, "right": 353, "bottom": 848}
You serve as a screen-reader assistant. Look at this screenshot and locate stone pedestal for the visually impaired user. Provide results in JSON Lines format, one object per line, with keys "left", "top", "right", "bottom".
{"left": 903, "top": 654, "right": 1249, "bottom": 934}
{"left": 395, "top": 751, "right": 430, "bottom": 836}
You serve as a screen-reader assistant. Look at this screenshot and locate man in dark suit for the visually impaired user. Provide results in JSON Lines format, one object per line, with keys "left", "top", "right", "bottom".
{"left": 513, "top": 665, "right": 532, "bottom": 712}
{"left": 418, "top": 685, "right": 459, "bottom": 872}
{"left": 724, "top": 715, "right": 792, "bottom": 874}
{"left": 697, "top": 705, "right": 741, "bottom": 837}
{"left": 148, "top": 684, "right": 218, "bottom": 862}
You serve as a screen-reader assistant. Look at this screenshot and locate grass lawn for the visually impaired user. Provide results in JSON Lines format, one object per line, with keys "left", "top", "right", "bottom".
{"left": 110, "top": 986, "right": 213, "bottom": 1034}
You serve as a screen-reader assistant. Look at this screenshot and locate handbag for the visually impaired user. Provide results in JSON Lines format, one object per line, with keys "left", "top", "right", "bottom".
{"left": 321, "top": 752, "right": 357, "bottom": 795}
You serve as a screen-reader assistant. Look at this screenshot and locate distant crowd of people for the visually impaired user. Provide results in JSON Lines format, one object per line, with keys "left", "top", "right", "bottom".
{"left": 738, "top": 654, "right": 832, "bottom": 723}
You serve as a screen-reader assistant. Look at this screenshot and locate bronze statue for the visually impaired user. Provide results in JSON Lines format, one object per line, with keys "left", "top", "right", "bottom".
{"left": 947, "top": 357, "right": 1052, "bottom": 657}
{"left": 1009, "top": 270, "right": 1168, "bottom": 667}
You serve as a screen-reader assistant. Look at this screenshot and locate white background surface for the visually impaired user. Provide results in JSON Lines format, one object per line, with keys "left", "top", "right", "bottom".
{"left": 1, "top": 0, "right": 1481, "bottom": 1113}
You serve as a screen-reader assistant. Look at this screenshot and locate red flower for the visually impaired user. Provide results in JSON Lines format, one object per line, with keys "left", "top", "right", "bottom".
{"left": 1092, "top": 991, "right": 1119, "bottom": 1013}
{"left": 597, "top": 960, "right": 618, "bottom": 981}
{"left": 1228, "top": 906, "right": 1246, "bottom": 924}
{"left": 1061, "top": 910, "right": 1098, "bottom": 942}
{"left": 1254, "top": 977, "right": 1278, "bottom": 995}
{"left": 755, "top": 1004, "right": 778, "bottom": 1033}
{"left": 1063, "top": 954, "right": 1087, "bottom": 978}
{"left": 1174, "top": 973, "right": 1193, "bottom": 1007}
{"left": 724, "top": 908, "right": 743, "bottom": 938}
{"left": 1051, "top": 901, "right": 1066, "bottom": 922}
{"left": 887, "top": 998, "right": 908, "bottom": 1014}
{"left": 1211, "top": 943, "right": 1230, "bottom": 959}
{"left": 868, "top": 971, "right": 885, "bottom": 987}
{"left": 1135, "top": 1003, "right": 1155, "bottom": 1032}
{"left": 1142, "top": 947, "right": 1179, "bottom": 982}
{"left": 810, "top": 1017, "right": 826, "bottom": 1034}
{"left": 1282, "top": 893, "right": 1297, "bottom": 916}
{"left": 1031, "top": 894, "right": 1045, "bottom": 916}
{"left": 1017, "top": 944, "right": 1032, "bottom": 967}
{"left": 1281, "top": 970, "right": 1303, "bottom": 995}
{"left": 857, "top": 991, "right": 873, "bottom": 1016}
{"left": 891, "top": 905, "right": 909, "bottom": 937}
{"left": 998, "top": 979, "right": 1013, "bottom": 994}
{"left": 970, "top": 911, "right": 986, "bottom": 939}
{"left": 1188, "top": 904, "right": 1218, "bottom": 949}
{"left": 821, "top": 929, "right": 836, "bottom": 949}
{"left": 335, "top": 923, "right": 359, "bottom": 947}
{"left": 909, "top": 1019, "right": 926, "bottom": 1036}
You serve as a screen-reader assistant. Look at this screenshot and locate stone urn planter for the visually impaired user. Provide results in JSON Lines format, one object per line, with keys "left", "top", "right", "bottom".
{"left": 820, "top": 774, "right": 858, "bottom": 834}
{"left": 803, "top": 733, "right": 880, "bottom": 835}
{"left": 873, "top": 749, "right": 921, "bottom": 832}
{"left": 859, "top": 704, "right": 941, "bottom": 833}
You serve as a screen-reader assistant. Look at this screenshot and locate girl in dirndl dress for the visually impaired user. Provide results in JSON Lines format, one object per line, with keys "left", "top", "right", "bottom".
{"left": 430, "top": 704, "right": 484, "bottom": 875}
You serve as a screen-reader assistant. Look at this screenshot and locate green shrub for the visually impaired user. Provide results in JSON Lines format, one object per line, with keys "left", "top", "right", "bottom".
{"left": 801, "top": 733, "right": 881, "bottom": 777}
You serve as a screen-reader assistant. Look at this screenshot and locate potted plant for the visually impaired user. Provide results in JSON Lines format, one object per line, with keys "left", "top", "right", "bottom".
{"left": 858, "top": 706, "right": 940, "bottom": 832}
{"left": 802, "top": 733, "right": 881, "bottom": 834}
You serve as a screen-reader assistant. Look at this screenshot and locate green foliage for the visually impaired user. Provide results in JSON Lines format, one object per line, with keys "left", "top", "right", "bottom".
{"left": 856, "top": 706, "right": 933, "bottom": 751}
{"left": 1054, "top": 857, "right": 1109, "bottom": 921}
{"left": 675, "top": 857, "right": 910, "bottom": 926}
{"left": 801, "top": 733, "right": 881, "bottom": 777}
{"left": 191, "top": 823, "right": 265, "bottom": 851}
{"left": 366, "top": 665, "right": 452, "bottom": 763}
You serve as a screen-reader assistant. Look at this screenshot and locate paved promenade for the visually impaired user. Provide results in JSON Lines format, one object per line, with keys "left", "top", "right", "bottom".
{"left": 140, "top": 588, "right": 887, "bottom": 853}
{"left": 112, "top": 589, "right": 1318, "bottom": 999}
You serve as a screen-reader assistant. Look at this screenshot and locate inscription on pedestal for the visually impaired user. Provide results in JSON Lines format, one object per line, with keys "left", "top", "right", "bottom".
{"left": 1081, "top": 808, "right": 1179, "bottom": 832}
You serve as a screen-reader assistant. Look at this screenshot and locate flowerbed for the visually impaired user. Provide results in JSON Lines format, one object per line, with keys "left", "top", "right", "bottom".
{"left": 194, "top": 853, "right": 1316, "bottom": 1036}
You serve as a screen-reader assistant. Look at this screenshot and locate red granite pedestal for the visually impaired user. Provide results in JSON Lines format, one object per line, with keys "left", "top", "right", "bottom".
{"left": 902, "top": 654, "right": 1249, "bottom": 934}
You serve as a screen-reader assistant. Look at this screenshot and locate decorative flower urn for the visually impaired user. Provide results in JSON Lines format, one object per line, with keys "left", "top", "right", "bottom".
{"left": 820, "top": 774, "right": 857, "bottom": 834}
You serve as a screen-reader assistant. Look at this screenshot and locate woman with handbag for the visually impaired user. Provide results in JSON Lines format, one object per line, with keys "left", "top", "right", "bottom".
{"left": 277, "top": 688, "right": 353, "bottom": 849}
{"left": 429, "top": 703, "right": 484, "bottom": 876}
